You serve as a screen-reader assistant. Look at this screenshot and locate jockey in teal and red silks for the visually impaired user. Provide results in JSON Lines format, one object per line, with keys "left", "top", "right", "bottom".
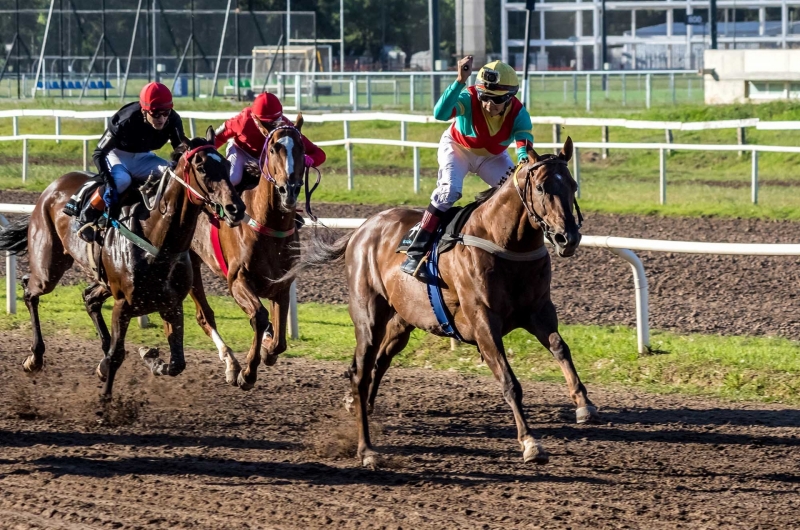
{"left": 401, "top": 56, "right": 534, "bottom": 280}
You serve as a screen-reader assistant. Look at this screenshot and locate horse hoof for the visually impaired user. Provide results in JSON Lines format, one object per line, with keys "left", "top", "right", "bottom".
{"left": 96, "top": 358, "right": 109, "bottom": 382}
{"left": 225, "top": 368, "right": 239, "bottom": 386}
{"left": 168, "top": 362, "right": 186, "bottom": 377}
{"left": 22, "top": 355, "right": 42, "bottom": 373}
{"left": 236, "top": 372, "right": 255, "bottom": 391}
{"left": 522, "top": 439, "right": 549, "bottom": 465}
{"left": 138, "top": 347, "right": 159, "bottom": 360}
{"left": 263, "top": 353, "right": 279, "bottom": 367}
{"left": 360, "top": 452, "right": 381, "bottom": 469}
{"left": 576, "top": 405, "right": 600, "bottom": 424}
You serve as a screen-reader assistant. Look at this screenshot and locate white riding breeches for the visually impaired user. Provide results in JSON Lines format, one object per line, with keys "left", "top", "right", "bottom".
{"left": 225, "top": 140, "right": 258, "bottom": 187}
{"left": 430, "top": 129, "right": 515, "bottom": 212}
{"left": 106, "top": 149, "right": 169, "bottom": 193}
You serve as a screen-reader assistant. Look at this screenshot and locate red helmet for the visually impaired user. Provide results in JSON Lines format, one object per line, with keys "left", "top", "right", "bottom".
{"left": 139, "top": 82, "right": 173, "bottom": 111}
{"left": 251, "top": 92, "right": 283, "bottom": 122}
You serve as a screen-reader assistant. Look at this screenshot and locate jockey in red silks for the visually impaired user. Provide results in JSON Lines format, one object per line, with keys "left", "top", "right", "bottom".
{"left": 213, "top": 92, "right": 326, "bottom": 188}
{"left": 400, "top": 56, "right": 534, "bottom": 280}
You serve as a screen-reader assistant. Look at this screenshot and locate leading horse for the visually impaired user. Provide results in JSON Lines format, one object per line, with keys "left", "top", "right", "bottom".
{"left": 0, "top": 128, "right": 245, "bottom": 398}
{"left": 289, "top": 138, "right": 598, "bottom": 467}
{"left": 188, "top": 115, "right": 307, "bottom": 390}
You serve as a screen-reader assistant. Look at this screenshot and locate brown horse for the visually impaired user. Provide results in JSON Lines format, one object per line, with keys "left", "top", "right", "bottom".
{"left": 188, "top": 115, "right": 306, "bottom": 390}
{"left": 289, "top": 138, "right": 598, "bottom": 467}
{"left": 0, "top": 128, "right": 245, "bottom": 398}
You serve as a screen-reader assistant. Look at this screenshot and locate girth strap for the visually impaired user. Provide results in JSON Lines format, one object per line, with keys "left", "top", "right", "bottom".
{"left": 458, "top": 235, "right": 549, "bottom": 261}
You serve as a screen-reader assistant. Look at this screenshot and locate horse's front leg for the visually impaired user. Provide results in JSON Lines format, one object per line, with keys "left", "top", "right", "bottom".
{"left": 524, "top": 300, "right": 600, "bottom": 424}
{"left": 472, "top": 310, "right": 549, "bottom": 464}
{"left": 83, "top": 283, "right": 112, "bottom": 354}
{"left": 98, "top": 299, "right": 133, "bottom": 398}
{"left": 189, "top": 251, "right": 240, "bottom": 385}
{"left": 260, "top": 288, "right": 291, "bottom": 367}
{"left": 230, "top": 273, "right": 269, "bottom": 391}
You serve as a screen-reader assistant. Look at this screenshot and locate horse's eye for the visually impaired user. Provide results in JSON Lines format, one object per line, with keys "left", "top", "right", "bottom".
{"left": 270, "top": 147, "right": 276, "bottom": 154}
{"left": 535, "top": 184, "right": 544, "bottom": 194}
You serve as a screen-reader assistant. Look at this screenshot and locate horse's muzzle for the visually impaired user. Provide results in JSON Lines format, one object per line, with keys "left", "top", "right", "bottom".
{"left": 224, "top": 202, "right": 245, "bottom": 227}
{"left": 553, "top": 230, "right": 581, "bottom": 257}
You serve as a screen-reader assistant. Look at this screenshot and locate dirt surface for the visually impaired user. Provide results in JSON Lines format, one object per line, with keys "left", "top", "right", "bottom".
{"left": 3, "top": 190, "right": 800, "bottom": 340}
{"left": 1, "top": 329, "right": 798, "bottom": 529}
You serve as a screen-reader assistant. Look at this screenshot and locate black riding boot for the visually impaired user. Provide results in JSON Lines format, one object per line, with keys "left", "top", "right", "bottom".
{"left": 400, "top": 228, "right": 436, "bottom": 280}
{"left": 76, "top": 199, "right": 103, "bottom": 243}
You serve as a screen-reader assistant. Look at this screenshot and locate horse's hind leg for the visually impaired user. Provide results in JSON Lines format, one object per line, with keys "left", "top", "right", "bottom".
{"left": 230, "top": 274, "right": 270, "bottom": 391}
{"left": 348, "top": 293, "right": 392, "bottom": 467}
{"left": 22, "top": 220, "right": 74, "bottom": 373}
{"left": 83, "top": 283, "right": 111, "bottom": 354}
{"left": 472, "top": 311, "right": 549, "bottom": 465}
{"left": 359, "top": 315, "right": 411, "bottom": 415}
{"left": 525, "top": 300, "right": 599, "bottom": 424}
{"left": 188, "top": 251, "right": 240, "bottom": 385}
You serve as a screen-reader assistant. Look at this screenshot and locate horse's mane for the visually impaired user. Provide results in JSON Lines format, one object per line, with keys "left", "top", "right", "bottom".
{"left": 474, "top": 154, "right": 562, "bottom": 205}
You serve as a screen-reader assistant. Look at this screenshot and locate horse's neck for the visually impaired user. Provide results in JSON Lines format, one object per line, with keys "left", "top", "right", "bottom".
{"left": 145, "top": 177, "right": 201, "bottom": 254}
{"left": 468, "top": 183, "right": 544, "bottom": 251}
{"left": 245, "top": 177, "right": 295, "bottom": 230}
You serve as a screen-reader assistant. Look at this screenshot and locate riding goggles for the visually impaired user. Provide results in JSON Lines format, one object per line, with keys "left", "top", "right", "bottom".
{"left": 477, "top": 91, "right": 516, "bottom": 105}
{"left": 147, "top": 109, "right": 171, "bottom": 119}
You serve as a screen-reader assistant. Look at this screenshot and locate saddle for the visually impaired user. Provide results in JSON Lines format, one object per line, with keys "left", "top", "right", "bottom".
{"left": 395, "top": 202, "right": 480, "bottom": 257}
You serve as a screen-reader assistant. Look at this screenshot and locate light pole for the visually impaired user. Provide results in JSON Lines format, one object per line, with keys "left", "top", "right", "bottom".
{"left": 521, "top": 0, "right": 535, "bottom": 107}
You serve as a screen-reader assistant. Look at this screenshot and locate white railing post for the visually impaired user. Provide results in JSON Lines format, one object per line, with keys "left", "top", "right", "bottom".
{"left": 608, "top": 248, "right": 650, "bottom": 355}
{"left": 288, "top": 281, "right": 299, "bottom": 340}
{"left": 12, "top": 116, "right": 19, "bottom": 136}
{"left": 646, "top": 73, "right": 652, "bottom": 109}
{"left": 83, "top": 139, "right": 89, "bottom": 171}
{"left": 352, "top": 75, "right": 358, "bottom": 112}
{"left": 622, "top": 73, "right": 626, "bottom": 106}
{"left": 659, "top": 147, "right": 666, "bottom": 205}
{"left": 410, "top": 74, "right": 415, "bottom": 112}
{"left": 752, "top": 150, "right": 759, "bottom": 204}
{"left": 189, "top": 118, "right": 196, "bottom": 138}
{"left": 294, "top": 73, "right": 302, "bottom": 111}
{"left": 22, "top": 138, "right": 28, "bottom": 182}
{"left": 366, "top": 75, "right": 372, "bottom": 109}
{"left": 344, "top": 121, "right": 353, "bottom": 190}
{"left": 413, "top": 146, "right": 420, "bottom": 194}
{"left": 400, "top": 120, "right": 407, "bottom": 153}
{"left": 585, "top": 73, "right": 591, "bottom": 112}
{"left": 0, "top": 215, "right": 16, "bottom": 315}
{"left": 55, "top": 116, "right": 61, "bottom": 144}
{"left": 138, "top": 315, "right": 149, "bottom": 328}
{"left": 573, "top": 146, "right": 581, "bottom": 199}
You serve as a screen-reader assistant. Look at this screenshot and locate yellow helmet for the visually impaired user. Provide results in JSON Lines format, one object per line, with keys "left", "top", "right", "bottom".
{"left": 476, "top": 61, "right": 519, "bottom": 98}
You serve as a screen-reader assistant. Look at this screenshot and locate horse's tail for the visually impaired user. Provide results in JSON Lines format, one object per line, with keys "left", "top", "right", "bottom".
{"left": 278, "top": 229, "right": 353, "bottom": 284}
{"left": 0, "top": 216, "right": 30, "bottom": 255}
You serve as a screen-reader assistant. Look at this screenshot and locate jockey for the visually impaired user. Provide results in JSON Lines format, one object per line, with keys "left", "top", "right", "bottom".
{"left": 213, "top": 92, "right": 326, "bottom": 188}
{"left": 400, "top": 56, "right": 534, "bottom": 280}
{"left": 75, "top": 81, "right": 186, "bottom": 242}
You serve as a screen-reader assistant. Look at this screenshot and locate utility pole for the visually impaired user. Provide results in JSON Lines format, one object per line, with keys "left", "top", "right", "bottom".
{"left": 522, "top": 0, "right": 535, "bottom": 107}
{"left": 429, "top": 0, "right": 441, "bottom": 103}
{"left": 710, "top": 0, "right": 718, "bottom": 49}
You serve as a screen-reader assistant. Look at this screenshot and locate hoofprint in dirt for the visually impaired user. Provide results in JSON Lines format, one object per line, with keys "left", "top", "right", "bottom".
{"left": 4, "top": 189, "right": 800, "bottom": 338}
{"left": 0, "top": 331, "right": 798, "bottom": 529}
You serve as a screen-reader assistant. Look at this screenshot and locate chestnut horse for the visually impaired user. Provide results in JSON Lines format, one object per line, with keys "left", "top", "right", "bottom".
{"left": 188, "top": 115, "right": 306, "bottom": 390}
{"left": 0, "top": 128, "right": 245, "bottom": 398}
{"left": 289, "top": 138, "right": 598, "bottom": 467}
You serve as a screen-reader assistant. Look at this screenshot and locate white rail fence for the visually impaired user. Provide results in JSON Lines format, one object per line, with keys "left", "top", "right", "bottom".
{"left": 3, "top": 205, "right": 800, "bottom": 354}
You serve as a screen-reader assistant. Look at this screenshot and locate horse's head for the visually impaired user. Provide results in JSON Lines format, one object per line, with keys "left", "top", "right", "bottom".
{"left": 252, "top": 113, "right": 306, "bottom": 212}
{"left": 517, "top": 137, "right": 582, "bottom": 257}
{"left": 172, "top": 127, "right": 246, "bottom": 227}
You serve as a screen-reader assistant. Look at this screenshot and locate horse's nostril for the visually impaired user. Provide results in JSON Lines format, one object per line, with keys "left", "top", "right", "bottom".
{"left": 225, "top": 204, "right": 239, "bottom": 215}
{"left": 278, "top": 186, "right": 288, "bottom": 195}
{"left": 554, "top": 233, "right": 568, "bottom": 246}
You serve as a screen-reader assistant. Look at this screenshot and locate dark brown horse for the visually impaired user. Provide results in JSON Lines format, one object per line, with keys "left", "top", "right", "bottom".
{"left": 289, "top": 138, "right": 598, "bottom": 467}
{"left": 0, "top": 128, "right": 245, "bottom": 398}
{"left": 188, "top": 115, "right": 306, "bottom": 390}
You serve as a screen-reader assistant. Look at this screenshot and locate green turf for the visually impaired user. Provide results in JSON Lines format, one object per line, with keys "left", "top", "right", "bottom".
{"left": 2, "top": 282, "right": 798, "bottom": 405}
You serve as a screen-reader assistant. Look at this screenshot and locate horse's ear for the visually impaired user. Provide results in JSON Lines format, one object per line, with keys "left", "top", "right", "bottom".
{"left": 559, "top": 136, "right": 574, "bottom": 162}
{"left": 525, "top": 145, "right": 540, "bottom": 164}
{"left": 205, "top": 125, "right": 215, "bottom": 145}
{"left": 253, "top": 115, "right": 270, "bottom": 137}
{"left": 180, "top": 136, "right": 191, "bottom": 151}
{"left": 295, "top": 112, "right": 304, "bottom": 133}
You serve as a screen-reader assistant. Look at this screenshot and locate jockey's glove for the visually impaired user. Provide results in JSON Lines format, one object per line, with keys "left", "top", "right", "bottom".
{"left": 103, "top": 184, "right": 119, "bottom": 209}
{"left": 304, "top": 154, "right": 314, "bottom": 168}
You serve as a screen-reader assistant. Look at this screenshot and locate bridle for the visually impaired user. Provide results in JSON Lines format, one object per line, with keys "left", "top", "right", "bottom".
{"left": 512, "top": 157, "right": 583, "bottom": 245}
{"left": 256, "top": 120, "right": 321, "bottom": 222}
{"left": 144, "top": 144, "right": 232, "bottom": 221}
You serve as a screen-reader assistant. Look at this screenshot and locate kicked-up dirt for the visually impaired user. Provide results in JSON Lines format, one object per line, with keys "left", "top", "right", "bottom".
{"left": 0, "top": 330, "right": 799, "bottom": 529}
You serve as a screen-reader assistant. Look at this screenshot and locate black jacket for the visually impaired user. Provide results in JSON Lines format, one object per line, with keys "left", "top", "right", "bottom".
{"left": 92, "top": 102, "right": 185, "bottom": 175}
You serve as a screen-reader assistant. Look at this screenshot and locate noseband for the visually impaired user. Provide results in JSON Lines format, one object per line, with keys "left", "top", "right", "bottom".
{"left": 512, "top": 157, "right": 583, "bottom": 245}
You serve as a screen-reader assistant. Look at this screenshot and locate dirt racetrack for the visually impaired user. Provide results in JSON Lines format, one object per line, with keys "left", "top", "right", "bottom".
{"left": 1, "top": 330, "right": 799, "bottom": 529}
{"left": 1, "top": 190, "right": 800, "bottom": 528}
